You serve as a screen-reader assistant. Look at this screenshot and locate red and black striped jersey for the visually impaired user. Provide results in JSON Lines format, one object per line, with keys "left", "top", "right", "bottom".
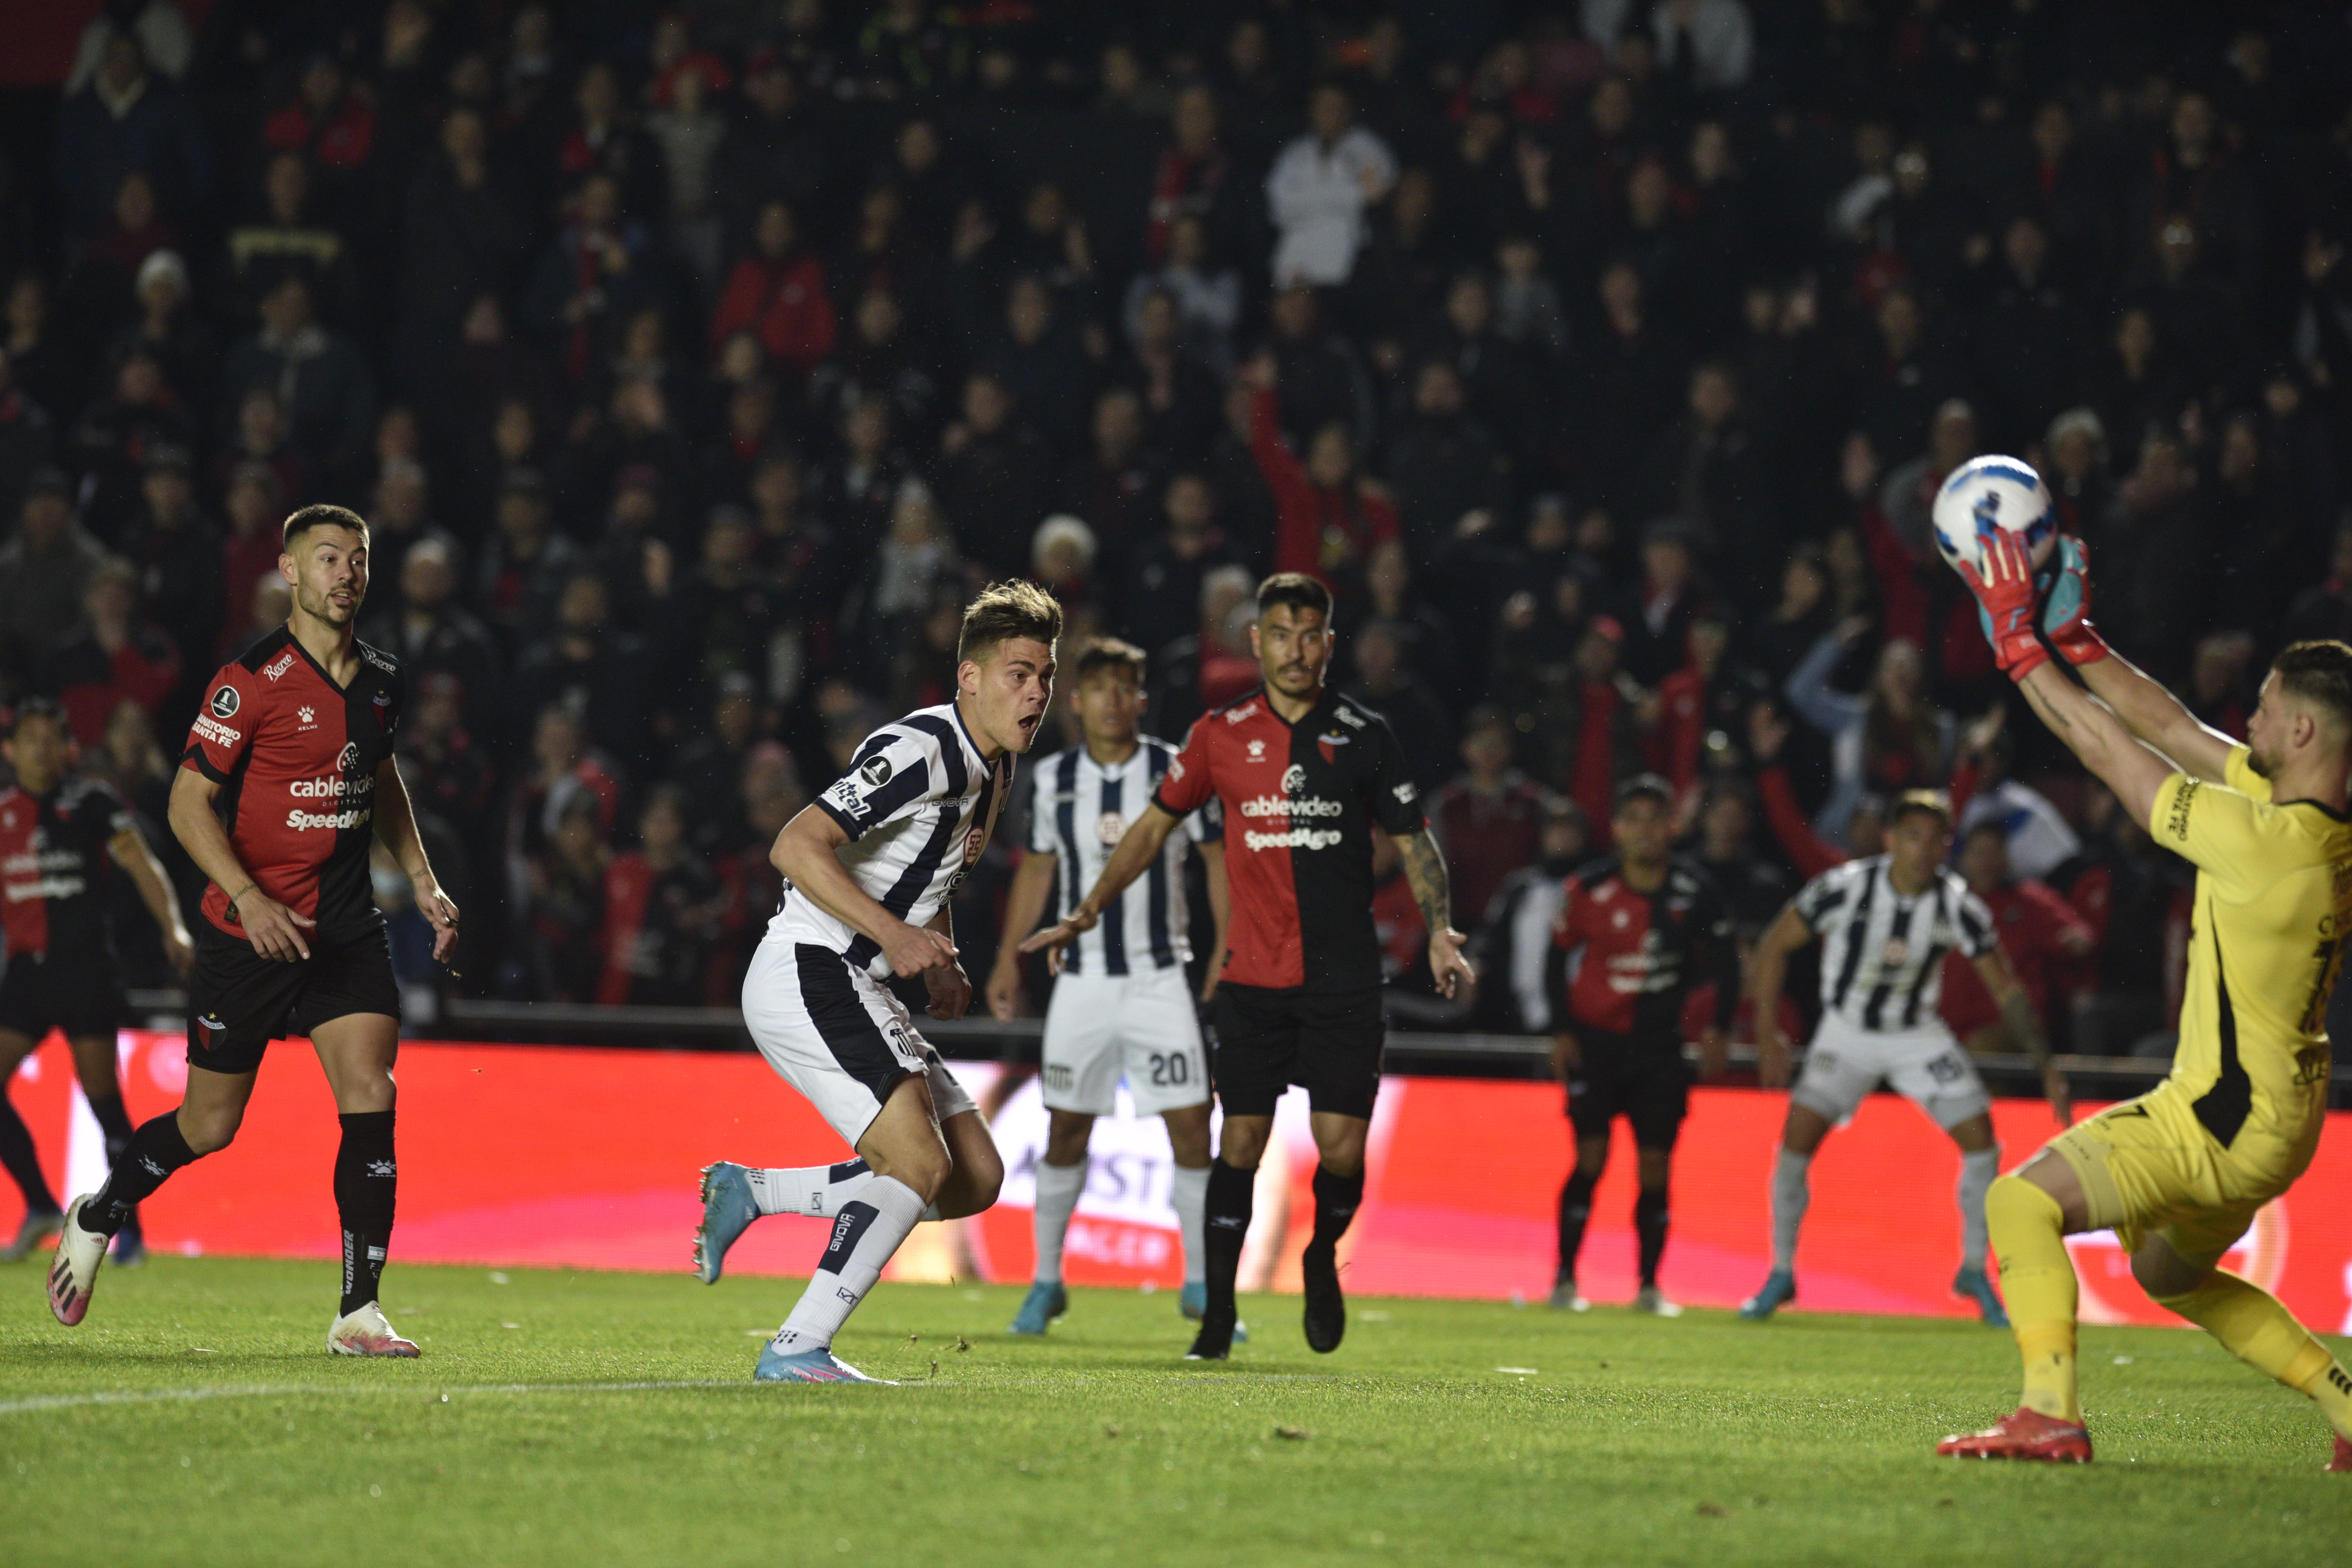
{"left": 1553, "top": 855, "right": 1740, "bottom": 1040}
{"left": 179, "top": 628, "right": 404, "bottom": 941}
{"left": 0, "top": 778, "right": 135, "bottom": 959}
{"left": 1153, "top": 686, "right": 1425, "bottom": 992}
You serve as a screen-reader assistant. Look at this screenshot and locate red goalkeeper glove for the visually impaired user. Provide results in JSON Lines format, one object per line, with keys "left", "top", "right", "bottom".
{"left": 2039, "top": 535, "right": 2112, "bottom": 667}
{"left": 1956, "top": 529, "right": 2050, "bottom": 681}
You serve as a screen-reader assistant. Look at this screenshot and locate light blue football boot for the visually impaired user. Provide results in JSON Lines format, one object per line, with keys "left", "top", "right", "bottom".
{"left": 1954, "top": 1266, "right": 2010, "bottom": 1328}
{"left": 1009, "top": 1281, "right": 1067, "bottom": 1335}
{"left": 754, "top": 1342, "right": 891, "bottom": 1383}
{"left": 1739, "top": 1268, "right": 1796, "bottom": 1321}
{"left": 694, "top": 1162, "right": 760, "bottom": 1284}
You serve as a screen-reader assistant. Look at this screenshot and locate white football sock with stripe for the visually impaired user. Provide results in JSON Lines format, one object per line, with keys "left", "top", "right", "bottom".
{"left": 1771, "top": 1147, "right": 1811, "bottom": 1272}
{"left": 1170, "top": 1163, "right": 1209, "bottom": 1285}
{"left": 1958, "top": 1145, "right": 2001, "bottom": 1271}
{"left": 1031, "top": 1158, "right": 1086, "bottom": 1286}
{"left": 748, "top": 1160, "right": 941, "bottom": 1222}
{"left": 771, "top": 1175, "right": 926, "bottom": 1354}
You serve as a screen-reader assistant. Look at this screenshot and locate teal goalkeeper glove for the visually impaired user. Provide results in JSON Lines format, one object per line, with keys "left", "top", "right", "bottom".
{"left": 2038, "top": 535, "right": 2112, "bottom": 667}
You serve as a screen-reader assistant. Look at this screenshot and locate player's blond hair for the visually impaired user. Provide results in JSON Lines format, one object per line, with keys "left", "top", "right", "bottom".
{"left": 957, "top": 580, "right": 1064, "bottom": 665}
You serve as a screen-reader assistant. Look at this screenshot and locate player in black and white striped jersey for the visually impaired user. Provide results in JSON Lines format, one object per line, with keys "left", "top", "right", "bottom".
{"left": 1738, "top": 790, "right": 2070, "bottom": 1325}
{"left": 692, "top": 582, "right": 1063, "bottom": 1383}
{"left": 986, "top": 639, "right": 1230, "bottom": 1340}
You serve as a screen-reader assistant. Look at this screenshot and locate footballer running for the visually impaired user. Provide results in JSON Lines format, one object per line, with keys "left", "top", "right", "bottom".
{"left": 1024, "top": 573, "right": 1476, "bottom": 1360}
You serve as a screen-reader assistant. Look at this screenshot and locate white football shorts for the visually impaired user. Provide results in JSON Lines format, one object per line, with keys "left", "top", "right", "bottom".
{"left": 743, "top": 934, "right": 977, "bottom": 1147}
{"left": 1039, "top": 965, "right": 1209, "bottom": 1117}
{"left": 1790, "top": 1011, "right": 1991, "bottom": 1131}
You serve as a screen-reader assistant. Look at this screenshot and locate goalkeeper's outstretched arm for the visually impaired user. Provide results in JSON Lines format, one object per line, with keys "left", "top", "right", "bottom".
{"left": 2077, "top": 651, "right": 2236, "bottom": 784}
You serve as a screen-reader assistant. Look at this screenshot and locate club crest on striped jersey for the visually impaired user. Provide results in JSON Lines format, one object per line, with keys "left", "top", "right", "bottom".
{"left": 1095, "top": 812, "right": 1126, "bottom": 845}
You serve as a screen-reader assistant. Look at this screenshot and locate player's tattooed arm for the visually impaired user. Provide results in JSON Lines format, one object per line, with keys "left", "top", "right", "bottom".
{"left": 1974, "top": 946, "right": 2072, "bottom": 1127}
{"left": 1398, "top": 829, "right": 1475, "bottom": 1000}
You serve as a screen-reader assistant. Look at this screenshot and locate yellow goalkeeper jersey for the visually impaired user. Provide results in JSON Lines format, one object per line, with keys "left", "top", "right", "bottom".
{"left": 2147, "top": 746, "right": 2352, "bottom": 1182}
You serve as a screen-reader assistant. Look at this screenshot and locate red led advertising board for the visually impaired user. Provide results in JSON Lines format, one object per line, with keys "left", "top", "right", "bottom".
{"left": 8, "top": 1032, "right": 2348, "bottom": 1330}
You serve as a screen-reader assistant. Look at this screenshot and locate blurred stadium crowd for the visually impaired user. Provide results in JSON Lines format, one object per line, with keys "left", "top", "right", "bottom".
{"left": 0, "top": 0, "right": 2349, "bottom": 1055}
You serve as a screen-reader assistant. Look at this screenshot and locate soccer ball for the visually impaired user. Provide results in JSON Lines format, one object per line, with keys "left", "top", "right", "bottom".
{"left": 1930, "top": 455, "right": 2056, "bottom": 577}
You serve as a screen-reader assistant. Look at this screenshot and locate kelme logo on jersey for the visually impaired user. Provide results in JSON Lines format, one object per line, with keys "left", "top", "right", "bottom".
{"left": 209, "top": 685, "right": 240, "bottom": 719}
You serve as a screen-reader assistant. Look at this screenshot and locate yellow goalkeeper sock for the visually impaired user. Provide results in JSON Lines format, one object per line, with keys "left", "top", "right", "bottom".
{"left": 1986, "top": 1175, "right": 2080, "bottom": 1422}
{"left": 2156, "top": 1271, "right": 2352, "bottom": 1441}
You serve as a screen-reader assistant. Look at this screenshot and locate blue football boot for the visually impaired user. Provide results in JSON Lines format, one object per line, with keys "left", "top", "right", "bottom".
{"left": 693, "top": 1162, "right": 760, "bottom": 1284}
{"left": 1955, "top": 1266, "right": 2010, "bottom": 1327}
{"left": 754, "top": 1343, "right": 891, "bottom": 1383}
{"left": 1739, "top": 1268, "right": 1796, "bottom": 1321}
{"left": 1008, "top": 1281, "right": 1067, "bottom": 1336}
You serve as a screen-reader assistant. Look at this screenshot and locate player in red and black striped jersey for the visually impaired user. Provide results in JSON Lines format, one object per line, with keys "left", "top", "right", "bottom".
{"left": 1546, "top": 775, "right": 1739, "bottom": 1316}
{"left": 0, "top": 698, "right": 192, "bottom": 1263}
{"left": 45, "top": 505, "right": 458, "bottom": 1360}
{"left": 1025, "top": 573, "right": 1476, "bottom": 1361}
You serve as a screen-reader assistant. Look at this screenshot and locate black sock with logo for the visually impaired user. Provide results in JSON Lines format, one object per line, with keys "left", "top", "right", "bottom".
{"left": 1308, "top": 1166, "right": 1364, "bottom": 1253}
{"left": 0, "top": 1092, "right": 58, "bottom": 1216}
{"left": 84, "top": 1091, "right": 139, "bottom": 1235}
{"left": 1557, "top": 1170, "right": 1597, "bottom": 1283}
{"left": 85, "top": 1112, "right": 199, "bottom": 1234}
{"left": 335, "top": 1111, "right": 397, "bottom": 1316}
{"left": 1202, "top": 1160, "right": 1255, "bottom": 1316}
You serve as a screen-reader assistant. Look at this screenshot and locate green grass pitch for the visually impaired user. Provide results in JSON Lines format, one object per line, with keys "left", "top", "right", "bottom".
{"left": 2, "top": 1258, "right": 2347, "bottom": 1566}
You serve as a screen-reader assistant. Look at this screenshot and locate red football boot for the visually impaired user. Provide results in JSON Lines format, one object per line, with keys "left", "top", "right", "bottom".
{"left": 2327, "top": 1435, "right": 2351, "bottom": 1473}
{"left": 1937, "top": 1407, "right": 2093, "bottom": 1463}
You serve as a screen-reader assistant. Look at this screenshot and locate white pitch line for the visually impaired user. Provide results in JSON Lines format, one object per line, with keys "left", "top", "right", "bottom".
{"left": 0, "top": 1379, "right": 753, "bottom": 1417}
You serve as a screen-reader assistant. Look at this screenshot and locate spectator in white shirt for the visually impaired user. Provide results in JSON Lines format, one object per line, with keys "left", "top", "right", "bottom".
{"left": 1265, "top": 84, "right": 1395, "bottom": 289}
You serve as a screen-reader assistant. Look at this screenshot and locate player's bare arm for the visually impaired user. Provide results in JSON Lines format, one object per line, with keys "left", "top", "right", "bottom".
{"left": 1395, "top": 827, "right": 1474, "bottom": 999}
{"left": 769, "top": 804, "right": 957, "bottom": 979}
{"left": 922, "top": 906, "right": 972, "bottom": 1021}
{"left": 1748, "top": 902, "right": 1813, "bottom": 1089}
{"left": 108, "top": 825, "right": 193, "bottom": 975}
{"left": 1971, "top": 945, "right": 2070, "bottom": 1126}
{"left": 2036, "top": 536, "right": 2235, "bottom": 782}
{"left": 1017, "top": 800, "right": 1182, "bottom": 973}
{"left": 372, "top": 756, "right": 458, "bottom": 963}
{"left": 987, "top": 847, "right": 1058, "bottom": 1019}
{"left": 167, "top": 767, "right": 313, "bottom": 963}
{"left": 1199, "top": 838, "right": 1231, "bottom": 1003}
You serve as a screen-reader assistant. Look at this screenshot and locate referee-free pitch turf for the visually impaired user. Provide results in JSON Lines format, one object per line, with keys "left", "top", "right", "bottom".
{"left": 1, "top": 1259, "right": 2346, "bottom": 1567}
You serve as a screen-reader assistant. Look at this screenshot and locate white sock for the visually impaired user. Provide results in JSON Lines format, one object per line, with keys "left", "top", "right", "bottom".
{"left": 1169, "top": 1163, "right": 1209, "bottom": 1286}
{"left": 748, "top": 1160, "right": 942, "bottom": 1222}
{"left": 771, "top": 1174, "right": 927, "bottom": 1353}
{"left": 1031, "top": 1158, "right": 1087, "bottom": 1286}
{"left": 1771, "top": 1147, "right": 1811, "bottom": 1272}
{"left": 1958, "top": 1145, "right": 2001, "bottom": 1272}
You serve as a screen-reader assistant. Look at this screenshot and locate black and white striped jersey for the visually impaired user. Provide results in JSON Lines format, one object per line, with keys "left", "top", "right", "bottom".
{"left": 1026, "top": 738, "right": 1222, "bottom": 975}
{"left": 1793, "top": 855, "right": 1998, "bottom": 1032}
{"left": 779, "top": 702, "right": 1011, "bottom": 977}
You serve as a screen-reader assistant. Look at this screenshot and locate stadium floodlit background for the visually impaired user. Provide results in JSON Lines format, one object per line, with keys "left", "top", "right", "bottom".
{"left": 5, "top": 1, "right": 2352, "bottom": 1560}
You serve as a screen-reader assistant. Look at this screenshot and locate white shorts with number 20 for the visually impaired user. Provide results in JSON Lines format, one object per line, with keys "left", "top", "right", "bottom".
{"left": 1041, "top": 966, "right": 1209, "bottom": 1117}
{"left": 1791, "top": 1011, "right": 1991, "bottom": 1131}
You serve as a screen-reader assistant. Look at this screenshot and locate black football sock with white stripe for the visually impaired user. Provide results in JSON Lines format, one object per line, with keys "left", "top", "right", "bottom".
{"left": 335, "top": 1110, "right": 397, "bottom": 1316}
{"left": 1202, "top": 1160, "right": 1254, "bottom": 1319}
{"left": 1556, "top": 1170, "right": 1596, "bottom": 1283}
{"left": 84, "top": 1111, "right": 199, "bottom": 1234}
{"left": 0, "top": 1091, "right": 58, "bottom": 1216}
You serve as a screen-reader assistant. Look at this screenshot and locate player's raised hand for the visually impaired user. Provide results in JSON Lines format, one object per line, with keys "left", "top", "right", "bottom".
{"left": 882, "top": 921, "right": 959, "bottom": 979}
{"left": 925, "top": 961, "right": 973, "bottom": 1021}
{"left": 1955, "top": 531, "right": 2049, "bottom": 680}
{"left": 1017, "top": 905, "right": 1098, "bottom": 975}
{"left": 2039, "top": 536, "right": 2112, "bottom": 668}
{"left": 236, "top": 891, "right": 314, "bottom": 963}
{"left": 1428, "top": 926, "right": 1475, "bottom": 1000}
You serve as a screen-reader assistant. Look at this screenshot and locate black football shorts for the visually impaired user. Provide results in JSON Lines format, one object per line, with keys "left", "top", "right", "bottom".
{"left": 0, "top": 951, "right": 123, "bottom": 1042}
{"left": 1211, "top": 982, "right": 1384, "bottom": 1120}
{"left": 186, "top": 923, "right": 399, "bottom": 1075}
{"left": 1565, "top": 1028, "right": 1690, "bottom": 1150}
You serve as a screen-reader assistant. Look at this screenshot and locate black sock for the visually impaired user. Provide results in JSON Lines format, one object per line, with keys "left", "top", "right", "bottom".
{"left": 87, "top": 1112, "right": 199, "bottom": 1234}
{"left": 1635, "top": 1184, "right": 1670, "bottom": 1289}
{"left": 83, "top": 1091, "right": 138, "bottom": 1231}
{"left": 1202, "top": 1159, "right": 1254, "bottom": 1317}
{"left": 0, "top": 1091, "right": 58, "bottom": 1215}
{"left": 1308, "top": 1165, "right": 1364, "bottom": 1255}
{"left": 1557, "top": 1170, "right": 1596, "bottom": 1282}
{"left": 335, "top": 1110, "right": 397, "bottom": 1316}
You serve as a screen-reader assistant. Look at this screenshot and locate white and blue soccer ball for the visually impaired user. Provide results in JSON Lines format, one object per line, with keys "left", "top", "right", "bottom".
{"left": 1931, "top": 455, "right": 2056, "bottom": 577}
